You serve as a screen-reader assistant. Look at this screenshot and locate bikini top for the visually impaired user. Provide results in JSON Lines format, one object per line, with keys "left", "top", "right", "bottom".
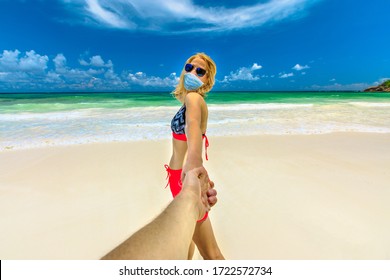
{"left": 170, "top": 105, "right": 209, "bottom": 160}
{"left": 171, "top": 105, "right": 186, "bottom": 135}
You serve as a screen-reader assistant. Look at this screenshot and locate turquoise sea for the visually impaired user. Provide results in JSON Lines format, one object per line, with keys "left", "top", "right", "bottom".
{"left": 1, "top": 91, "right": 390, "bottom": 150}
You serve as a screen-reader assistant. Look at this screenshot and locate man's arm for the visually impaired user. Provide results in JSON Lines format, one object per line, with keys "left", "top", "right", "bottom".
{"left": 101, "top": 168, "right": 214, "bottom": 260}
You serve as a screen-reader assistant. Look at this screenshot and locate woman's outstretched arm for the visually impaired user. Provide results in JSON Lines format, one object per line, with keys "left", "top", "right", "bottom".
{"left": 182, "top": 92, "right": 205, "bottom": 180}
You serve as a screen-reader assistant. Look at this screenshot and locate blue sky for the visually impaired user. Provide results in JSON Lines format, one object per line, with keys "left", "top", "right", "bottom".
{"left": 0, "top": 0, "right": 389, "bottom": 92}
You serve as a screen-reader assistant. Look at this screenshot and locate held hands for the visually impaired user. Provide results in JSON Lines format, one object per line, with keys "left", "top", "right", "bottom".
{"left": 182, "top": 167, "right": 218, "bottom": 220}
{"left": 181, "top": 157, "right": 203, "bottom": 183}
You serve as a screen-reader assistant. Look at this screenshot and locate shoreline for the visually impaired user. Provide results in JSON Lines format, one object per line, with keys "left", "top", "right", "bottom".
{"left": 1, "top": 132, "right": 390, "bottom": 259}
{"left": 2, "top": 131, "right": 390, "bottom": 153}
{"left": 2, "top": 91, "right": 390, "bottom": 152}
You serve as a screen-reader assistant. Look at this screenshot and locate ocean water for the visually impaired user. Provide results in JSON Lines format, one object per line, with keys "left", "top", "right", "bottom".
{"left": 1, "top": 91, "right": 390, "bottom": 150}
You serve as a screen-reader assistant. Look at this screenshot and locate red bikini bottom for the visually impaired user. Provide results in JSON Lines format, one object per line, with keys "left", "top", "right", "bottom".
{"left": 164, "top": 164, "right": 208, "bottom": 222}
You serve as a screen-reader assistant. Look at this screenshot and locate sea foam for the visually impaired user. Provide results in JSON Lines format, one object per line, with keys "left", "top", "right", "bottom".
{"left": 2, "top": 102, "right": 390, "bottom": 151}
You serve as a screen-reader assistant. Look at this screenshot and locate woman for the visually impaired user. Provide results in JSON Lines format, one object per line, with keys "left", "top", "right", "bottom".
{"left": 165, "top": 53, "right": 224, "bottom": 260}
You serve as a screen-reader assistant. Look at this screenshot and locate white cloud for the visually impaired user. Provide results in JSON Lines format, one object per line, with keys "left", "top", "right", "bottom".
{"left": 19, "top": 51, "right": 49, "bottom": 72}
{"left": 292, "top": 63, "right": 310, "bottom": 71}
{"left": 279, "top": 72, "right": 294, "bottom": 78}
{"left": 310, "top": 83, "right": 370, "bottom": 91}
{"left": 222, "top": 63, "right": 262, "bottom": 83}
{"left": 85, "top": 0, "right": 133, "bottom": 29}
{"left": 125, "top": 71, "right": 179, "bottom": 87}
{"left": 251, "top": 63, "right": 262, "bottom": 71}
{"left": 0, "top": 50, "right": 22, "bottom": 72}
{"left": 0, "top": 49, "right": 48, "bottom": 73}
{"left": 79, "top": 55, "right": 113, "bottom": 68}
{"left": 376, "top": 77, "right": 390, "bottom": 85}
{"left": 61, "top": 0, "right": 321, "bottom": 33}
{"left": 0, "top": 49, "right": 181, "bottom": 91}
{"left": 52, "top": 54, "right": 91, "bottom": 81}
{"left": 53, "top": 53, "right": 67, "bottom": 70}
{"left": 312, "top": 78, "right": 390, "bottom": 91}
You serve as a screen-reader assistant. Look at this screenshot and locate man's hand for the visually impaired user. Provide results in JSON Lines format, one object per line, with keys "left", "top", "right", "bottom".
{"left": 182, "top": 167, "right": 218, "bottom": 220}
{"left": 181, "top": 159, "right": 203, "bottom": 183}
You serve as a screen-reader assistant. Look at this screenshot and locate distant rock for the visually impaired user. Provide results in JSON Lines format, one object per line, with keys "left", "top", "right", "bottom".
{"left": 364, "top": 80, "right": 390, "bottom": 92}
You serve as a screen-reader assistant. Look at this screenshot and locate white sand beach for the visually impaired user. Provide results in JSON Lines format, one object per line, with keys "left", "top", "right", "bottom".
{"left": 1, "top": 133, "right": 390, "bottom": 259}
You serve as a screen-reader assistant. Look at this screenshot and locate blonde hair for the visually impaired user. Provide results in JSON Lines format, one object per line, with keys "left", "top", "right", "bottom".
{"left": 172, "top": 52, "right": 217, "bottom": 101}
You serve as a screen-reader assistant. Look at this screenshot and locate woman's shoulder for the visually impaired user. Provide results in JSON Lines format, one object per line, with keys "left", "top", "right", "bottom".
{"left": 184, "top": 92, "right": 206, "bottom": 106}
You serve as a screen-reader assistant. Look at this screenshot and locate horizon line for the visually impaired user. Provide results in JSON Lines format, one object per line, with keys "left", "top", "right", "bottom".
{"left": 0, "top": 90, "right": 366, "bottom": 95}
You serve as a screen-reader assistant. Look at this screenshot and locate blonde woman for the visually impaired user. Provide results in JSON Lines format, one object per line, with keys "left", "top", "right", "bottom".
{"left": 165, "top": 53, "right": 224, "bottom": 260}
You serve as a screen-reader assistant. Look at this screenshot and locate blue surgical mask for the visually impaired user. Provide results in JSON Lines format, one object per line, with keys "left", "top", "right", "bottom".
{"left": 184, "top": 73, "right": 204, "bottom": 91}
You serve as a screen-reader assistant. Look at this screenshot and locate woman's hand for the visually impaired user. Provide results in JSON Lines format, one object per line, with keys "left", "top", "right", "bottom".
{"left": 207, "top": 180, "right": 217, "bottom": 207}
{"left": 181, "top": 159, "right": 203, "bottom": 183}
